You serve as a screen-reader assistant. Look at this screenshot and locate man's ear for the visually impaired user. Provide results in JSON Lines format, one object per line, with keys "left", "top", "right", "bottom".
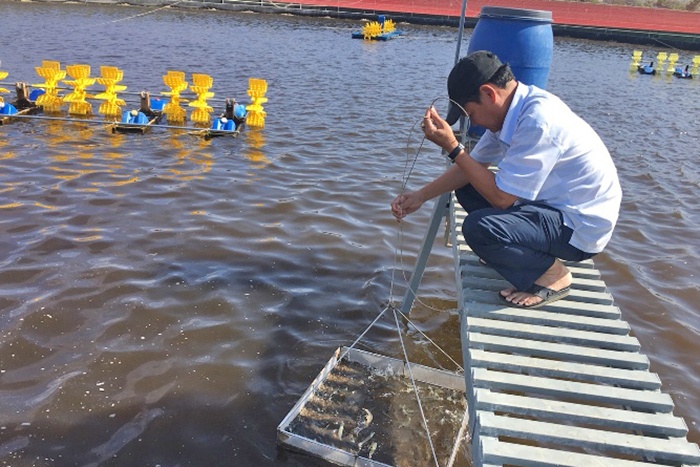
{"left": 480, "top": 84, "right": 498, "bottom": 103}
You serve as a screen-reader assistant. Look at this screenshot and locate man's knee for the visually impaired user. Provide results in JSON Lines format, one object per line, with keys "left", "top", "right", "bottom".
{"left": 455, "top": 185, "right": 492, "bottom": 213}
{"left": 462, "top": 211, "right": 494, "bottom": 249}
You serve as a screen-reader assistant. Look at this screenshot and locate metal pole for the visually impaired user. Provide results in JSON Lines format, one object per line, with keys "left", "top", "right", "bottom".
{"left": 400, "top": 0, "right": 468, "bottom": 315}
{"left": 399, "top": 193, "right": 450, "bottom": 313}
{"left": 454, "top": 0, "right": 469, "bottom": 63}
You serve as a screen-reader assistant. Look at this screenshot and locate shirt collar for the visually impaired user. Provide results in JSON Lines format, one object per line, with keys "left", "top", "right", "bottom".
{"left": 499, "top": 82, "right": 528, "bottom": 145}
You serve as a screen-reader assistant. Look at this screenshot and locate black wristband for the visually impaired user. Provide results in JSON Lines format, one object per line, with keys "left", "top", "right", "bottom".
{"left": 447, "top": 143, "right": 464, "bottom": 161}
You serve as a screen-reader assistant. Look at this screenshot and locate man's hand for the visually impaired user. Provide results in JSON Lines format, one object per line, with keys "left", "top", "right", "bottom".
{"left": 391, "top": 191, "right": 424, "bottom": 221}
{"left": 421, "top": 106, "right": 459, "bottom": 152}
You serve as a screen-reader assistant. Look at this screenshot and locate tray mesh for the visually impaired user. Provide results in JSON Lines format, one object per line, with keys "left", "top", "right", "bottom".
{"left": 285, "top": 356, "right": 469, "bottom": 466}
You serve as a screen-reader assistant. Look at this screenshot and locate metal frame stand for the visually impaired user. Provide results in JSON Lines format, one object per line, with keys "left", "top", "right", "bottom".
{"left": 399, "top": 0, "right": 469, "bottom": 315}
{"left": 399, "top": 193, "right": 451, "bottom": 314}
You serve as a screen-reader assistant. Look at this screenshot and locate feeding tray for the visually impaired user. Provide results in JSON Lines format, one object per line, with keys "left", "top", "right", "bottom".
{"left": 277, "top": 346, "right": 469, "bottom": 466}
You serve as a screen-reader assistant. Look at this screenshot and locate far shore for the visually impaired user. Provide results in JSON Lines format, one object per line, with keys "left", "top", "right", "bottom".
{"left": 5, "top": 0, "right": 700, "bottom": 50}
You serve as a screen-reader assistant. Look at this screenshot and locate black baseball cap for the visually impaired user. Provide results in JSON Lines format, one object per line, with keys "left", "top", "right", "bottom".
{"left": 445, "top": 50, "right": 504, "bottom": 125}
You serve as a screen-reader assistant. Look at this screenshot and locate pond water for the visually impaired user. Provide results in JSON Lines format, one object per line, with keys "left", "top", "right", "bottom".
{"left": 0, "top": 2, "right": 698, "bottom": 465}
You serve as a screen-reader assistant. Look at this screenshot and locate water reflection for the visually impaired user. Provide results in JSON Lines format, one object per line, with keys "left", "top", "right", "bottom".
{"left": 167, "top": 135, "right": 213, "bottom": 181}
{"left": 243, "top": 128, "right": 269, "bottom": 165}
{"left": 0, "top": 3, "right": 698, "bottom": 466}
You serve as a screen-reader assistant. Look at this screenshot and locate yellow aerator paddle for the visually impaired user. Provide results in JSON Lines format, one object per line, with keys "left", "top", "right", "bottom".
{"left": 362, "top": 21, "right": 383, "bottom": 40}
{"left": 655, "top": 52, "right": 668, "bottom": 73}
{"left": 692, "top": 55, "right": 700, "bottom": 75}
{"left": 666, "top": 53, "right": 679, "bottom": 74}
{"left": 0, "top": 69, "right": 8, "bottom": 104}
{"left": 383, "top": 18, "right": 396, "bottom": 34}
{"left": 161, "top": 70, "right": 189, "bottom": 123}
{"left": 630, "top": 50, "right": 643, "bottom": 70}
{"left": 95, "top": 66, "right": 127, "bottom": 117}
{"left": 33, "top": 60, "right": 67, "bottom": 112}
{"left": 188, "top": 73, "right": 214, "bottom": 124}
{"left": 245, "top": 78, "right": 268, "bottom": 128}
{"left": 63, "top": 64, "right": 96, "bottom": 115}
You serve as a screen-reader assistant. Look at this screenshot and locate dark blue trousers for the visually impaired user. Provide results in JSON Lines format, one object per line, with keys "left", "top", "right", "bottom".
{"left": 455, "top": 185, "right": 595, "bottom": 291}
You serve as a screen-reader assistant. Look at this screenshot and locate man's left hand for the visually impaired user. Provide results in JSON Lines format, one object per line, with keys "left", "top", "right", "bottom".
{"left": 422, "top": 106, "right": 458, "bottom": 152}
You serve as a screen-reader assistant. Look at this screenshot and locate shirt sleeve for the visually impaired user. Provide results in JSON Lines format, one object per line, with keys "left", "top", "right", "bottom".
{"left": 469, "top": 131, "right": 504, "bottom": 165}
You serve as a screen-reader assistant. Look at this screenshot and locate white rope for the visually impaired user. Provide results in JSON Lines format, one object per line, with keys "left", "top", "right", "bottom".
{"left": 336, "top": 303, "right": 391, "bottom": 363}
{"left": 446, "top": 406, "right": 470, "bottom": 467}
{"left": 382, "top": 97, "right": 473, "bottom": 467}
{"left": 392, "top": 97, "right": 469, "bottom": 316}
{"left": 393, "top": 306, "right": 463, "bottom": 373}
{"left": 81, "top": 0, "right": 188, "bottom": 30}
{"left": 392, "top": 305, "right": 441, "bottom": 467}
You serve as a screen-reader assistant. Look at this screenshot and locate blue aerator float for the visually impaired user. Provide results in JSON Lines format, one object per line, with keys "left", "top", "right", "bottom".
{"left": 0, "top": 81, "right": 42, "bottom": 125}
{"left": 112, "top": 91, "right": 164, "bottom": 134}
{"left": 673, "top": 65, "right": 694, "bottom": 79}
{"left": 638, "top": 62, "right": 656, "bottom": 75}
{"left": 210, "top": 117, "right": 236, "bottom": 131}
{"left": 206, "top": 98, "right": 247, "bottom": 139}
{"left": 121, "top": 109, "right": 150, "bottom": 125}
{"left": 0, "top": 102, "right": 18, "bottom": 115}
{"left": 29, "top": 88, "right": 45, "bottom": 101}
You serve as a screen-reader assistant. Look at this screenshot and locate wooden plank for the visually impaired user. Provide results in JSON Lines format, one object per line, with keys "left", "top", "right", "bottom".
{"left": 477, "top": 412, "right": 700, "bottom": 464}
{"left": 469, "top": 349, "right": 661, "bottom": 389}
{"left": 451, "top": 197, "right": 700, "bottom": 467}
{"left": 455, "top": 241, "right": 599, "bottom": 270}
{"left": 463, "top": 284, "right": 614, "bottom": 306}
{"left": 468, "top": 332, "right": 648, "bottom": 369}
{"left": 474, "top": 389, "right": 688, "bottom": 436}
{"left": 471, "top": 367, "right": 674, "bottom": 412}
{"left": 465, "top": 302, "right": 629, "bottom": 334}
{"left": 464, "top": 294, "right": 622, "bottom": 320}
{"left": 461, "top": 267, "right": 610, "bottom": 293}
{"left": 460, "top": 260, "right": 603, "bottom": 282}
{"left": 467, "top": 318, "right": 640, "bottom": 351}
{"left": 478, "top": 436, "right": 690, "bottom": 467}
{"left": 460, "top": 254, "right": 600, "bottom": 276}
{"left": 459, "top": 267, "right": 602, "bottom": 289}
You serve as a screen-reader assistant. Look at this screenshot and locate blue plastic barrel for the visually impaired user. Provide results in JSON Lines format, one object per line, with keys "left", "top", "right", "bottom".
{"left": 466, "top": 6, "right": 553, "bottom": 135}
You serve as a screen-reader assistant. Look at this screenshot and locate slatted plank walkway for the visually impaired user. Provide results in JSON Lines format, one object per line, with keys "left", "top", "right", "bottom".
{"left": 448, "top": 194, "right": 700, "bottom": 467}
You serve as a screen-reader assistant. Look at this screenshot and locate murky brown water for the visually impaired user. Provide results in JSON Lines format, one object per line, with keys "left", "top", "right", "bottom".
{"left": 286, "top": 357, "right": 468, "bottom": 466}
{"left": 0, "top": 2, "right": 698, "bottom": 466}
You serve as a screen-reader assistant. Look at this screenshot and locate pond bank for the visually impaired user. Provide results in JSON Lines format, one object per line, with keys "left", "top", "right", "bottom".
{"left": 20, "top": 0, "right": 700, "bottom": 50}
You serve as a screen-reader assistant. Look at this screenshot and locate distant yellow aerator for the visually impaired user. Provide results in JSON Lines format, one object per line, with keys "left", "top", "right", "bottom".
{"left": 161, "top": 70, "right": 189, "bottom": 123}
{"left": 33, "top": 60, "right": 66, "bottom": 112}
{"left": 0, "top": 69, "right": 9, "bottom": 105}
{"left": 63, "top": 64, "right": 96, "bottom": 115}
{"left": 189, "top": 73, "right": 215, "bottom": 125}
{"left": 95, "top": 66, "right": 127, "bottom": 117}
{"left": 245, "top": 78, "right": 268, "bottom": 128}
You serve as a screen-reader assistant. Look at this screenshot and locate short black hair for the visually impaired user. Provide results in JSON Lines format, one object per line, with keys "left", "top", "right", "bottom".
{"left": 466, "top": 64, "right": 515, "bottom": 104}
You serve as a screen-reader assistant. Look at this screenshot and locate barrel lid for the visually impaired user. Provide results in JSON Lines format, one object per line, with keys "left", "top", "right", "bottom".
{"left": 479, "top": 6, "right": 553, "bottom": 22}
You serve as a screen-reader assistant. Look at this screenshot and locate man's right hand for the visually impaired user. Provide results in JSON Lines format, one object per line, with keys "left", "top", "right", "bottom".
{"left": 391, "top": 191, "right": 424, "bottom": 221}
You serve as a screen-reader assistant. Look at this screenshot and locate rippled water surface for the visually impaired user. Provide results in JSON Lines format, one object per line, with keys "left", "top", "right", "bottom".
{"left": 0, "top": 2, "right": 699, "bottom": 465}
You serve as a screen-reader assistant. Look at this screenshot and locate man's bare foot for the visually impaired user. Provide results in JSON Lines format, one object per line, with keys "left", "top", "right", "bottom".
{"left": 500, "top": 259, "right": 572, "bottom": 308}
